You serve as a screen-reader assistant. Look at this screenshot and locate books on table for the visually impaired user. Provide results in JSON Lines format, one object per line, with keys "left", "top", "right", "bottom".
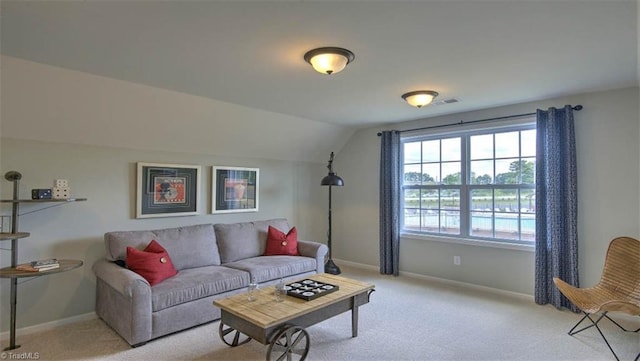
{"left": 15, "top": 258, "right": 60, "bottom": 272}
{"left": 31, "top": 258, "right": 58, "bottom": 268}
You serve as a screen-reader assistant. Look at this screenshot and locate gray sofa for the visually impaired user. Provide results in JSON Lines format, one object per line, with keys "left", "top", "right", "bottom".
{"left": 92, "top": 219, "right": 328, "bottom": 346}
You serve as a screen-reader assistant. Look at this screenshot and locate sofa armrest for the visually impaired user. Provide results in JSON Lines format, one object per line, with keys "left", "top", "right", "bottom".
{"left": 93, "top": 259, "right": 151, "bottom": 295}
{"left": 297, "top": 240, "right": 329, "bottom": 273}
{"left": 92, "top": 259, "right": 153, "bottom": 346}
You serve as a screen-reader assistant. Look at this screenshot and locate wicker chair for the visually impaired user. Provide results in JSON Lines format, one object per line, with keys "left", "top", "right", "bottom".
{"left": 553, "top": 236, "right": 640, "bottom": 361}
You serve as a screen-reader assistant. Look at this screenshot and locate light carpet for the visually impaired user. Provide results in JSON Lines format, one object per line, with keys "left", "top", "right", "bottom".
{"left": 4, "top": 265, "right": 639, "bottom": 361}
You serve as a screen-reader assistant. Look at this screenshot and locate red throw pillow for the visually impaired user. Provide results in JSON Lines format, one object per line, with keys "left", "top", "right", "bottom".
{"left": 126, "top": 240, "right": 178, "bottom": 286}
{"left": 264, "top": 226, "right": 299, "bottom": 256}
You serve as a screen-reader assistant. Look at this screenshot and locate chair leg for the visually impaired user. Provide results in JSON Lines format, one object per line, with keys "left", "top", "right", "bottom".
{"left": 567, "top": 312, "right": 622, "bottom": 361}
{"left": 602, "top": 312, "right": 640, "bottom": 361}
{"left": 603, "top": 313, "right": 640, "bottom": 333}
{"left": 568, "top": 312, "right": 605, "bottom": 336}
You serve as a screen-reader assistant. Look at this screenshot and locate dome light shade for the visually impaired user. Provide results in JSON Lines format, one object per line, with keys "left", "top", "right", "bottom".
{"left": 304, "top": 47, "right": 355, "bottom": 75}
{"left": 320, "top": 152, "right": 344, "bottom": 187}
{"left": 321, "top": 173, "right": 344, "bottom": 186}
{"left": 401, "top": 90, "right": 439, "bottom": 108}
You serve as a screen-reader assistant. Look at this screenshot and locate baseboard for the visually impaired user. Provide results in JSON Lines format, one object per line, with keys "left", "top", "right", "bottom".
{"left": 336, "top": 259, "right": 640, "bottom": 325}
{"left": 0, "top": 312, "right": 97, "bottom": 341}
{"left": 334, "top": 258, "right": 534, "bottom": 301}
{"left": 3, "top": 266, "right": 636, "bottom": 339}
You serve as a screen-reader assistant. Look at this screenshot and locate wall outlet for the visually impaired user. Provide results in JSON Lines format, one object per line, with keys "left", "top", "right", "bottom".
{"left": 454, "top": 256, "right": 461, "bottom": 266}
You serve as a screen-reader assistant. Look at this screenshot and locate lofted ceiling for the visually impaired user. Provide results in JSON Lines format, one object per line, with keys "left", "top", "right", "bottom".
{"left": 1, "top": 1, "right": 637, "bottom": 130}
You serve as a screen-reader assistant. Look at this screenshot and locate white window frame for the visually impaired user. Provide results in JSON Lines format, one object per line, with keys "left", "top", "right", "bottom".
{"left": 400, "top": 117, "right": 536, "bottom": 251}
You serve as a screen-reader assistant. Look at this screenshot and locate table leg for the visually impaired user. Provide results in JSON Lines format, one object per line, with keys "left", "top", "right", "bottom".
{"left": 219, "top": 321, "right": 251, "bottom": 347}
{"left": 351, "top": 296, "right": 359, "bottom": 338}
{"left": 266, "top": 325, "right": 309, "bottom": 361}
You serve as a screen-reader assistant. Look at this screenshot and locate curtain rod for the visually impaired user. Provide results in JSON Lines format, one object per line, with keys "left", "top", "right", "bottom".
{"left": 377, "top": 105, "right": 583, "bottom": 136}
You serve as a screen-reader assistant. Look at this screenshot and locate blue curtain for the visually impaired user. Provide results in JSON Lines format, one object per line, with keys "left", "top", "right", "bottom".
{"left": 379, "top": 130, "right": 401, "bottom": 276}
{"left": 535, "top": 105, "right": 579, "bottom": 311}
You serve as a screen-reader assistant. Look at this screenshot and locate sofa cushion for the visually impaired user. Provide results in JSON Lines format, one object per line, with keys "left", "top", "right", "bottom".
{"left": 126, "top": 240, "right": 178, "bottom": 286}
{"left": 105, "top": 224, "right": 221, "bottom": 270}
{"left": 224, "top": 255, "right": 316, "bottom": 283}
{"left": 215, "top": 219, "right": 290, "bottom": 263}
{"left": 264, "top": 226, "right": 299, "bottom": 256}
{"left": 151, "top": 265, "right": 249, "bottom": 312}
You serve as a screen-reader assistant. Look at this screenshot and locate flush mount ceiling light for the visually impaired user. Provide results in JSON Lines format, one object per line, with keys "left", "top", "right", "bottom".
{"left": 401, "top": 90, "right": 439, "bottom": 108}
{"left": 304, "top": 47, "right": 355, "bottom": 75}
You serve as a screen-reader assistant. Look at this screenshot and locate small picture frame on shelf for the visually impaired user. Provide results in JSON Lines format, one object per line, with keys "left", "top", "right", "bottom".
{"left": 136, "top": 162, "right": 201, "bottom": 218}
{"left": 212, "top": 166, "right": 259, "bottom": 214}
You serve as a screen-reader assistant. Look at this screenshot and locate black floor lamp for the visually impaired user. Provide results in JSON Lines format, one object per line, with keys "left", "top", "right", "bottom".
{"left": 321, "top": 152, "right": 344, "bottom": 275}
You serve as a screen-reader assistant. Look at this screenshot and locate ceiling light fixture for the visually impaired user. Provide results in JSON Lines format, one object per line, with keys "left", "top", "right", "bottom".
{"left": 401, "top": 90, "right": 439, "bottom": 108}
{"left": 304, "top": 47, "right": 355, "bottom": 75}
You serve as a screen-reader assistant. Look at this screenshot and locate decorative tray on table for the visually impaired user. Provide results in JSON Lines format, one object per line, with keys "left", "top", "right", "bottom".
{"left": 285, "top": 279, "right": 339, "bottom": 301}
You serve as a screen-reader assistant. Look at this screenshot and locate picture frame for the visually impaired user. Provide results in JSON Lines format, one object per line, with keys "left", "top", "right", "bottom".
{"left": 136, "top": 162, "right": 201, "bottom": 218}
{"left": 212, "top": 166, "right": 259, "bottom": 214}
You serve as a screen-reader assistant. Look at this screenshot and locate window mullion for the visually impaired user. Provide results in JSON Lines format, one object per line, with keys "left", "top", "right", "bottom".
{"left": 400, "top": 120, "right": 536, "bottom": 246}
{"left": 460, "top": 136, "right": 469, "bottom": 237}
{"left": 492, "top": 133, "right": 497, "bottom": 239}
{"left": 438, "top": 140, "right": 442, "bottom": 232}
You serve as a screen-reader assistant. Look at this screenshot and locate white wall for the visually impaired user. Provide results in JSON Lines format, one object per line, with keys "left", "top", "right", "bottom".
{"left": 1, "top": 55, "right": 637, "bottom": 332}
{"left": 0, "top": 55, "right": 343, "bottom": 332}
{"left": 333, "top": 87, "right": 640, "bottom": 294}
{"left": 1, "top": 56, "right": 354, "bottom": 164}
{"left": 0, "top": 139, "right": 327, "bottom": 332}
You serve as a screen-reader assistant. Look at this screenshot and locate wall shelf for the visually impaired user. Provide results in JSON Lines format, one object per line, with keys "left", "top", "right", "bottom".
{"left": 0, "top": 233, "right": 30, "bottom": 241}
{"left": 1, "top": 198, "right": 87, "bottom": 203}
{"left": 0, "top": 259, "right": 83, "bottom": 279}
{"left": 0, "top": 171, "right": 86, "bottom": 351}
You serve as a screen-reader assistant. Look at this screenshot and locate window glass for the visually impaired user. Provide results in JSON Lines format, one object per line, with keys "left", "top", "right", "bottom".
{"left": 422, "top": 140, "right": 440, "bottom": 163}
{"left": 470, "top": 134, "right": 493, "bottom": 160}
{"left": 404, "top": 142, "right": 421, "bottom": 164}
{"left": 521, "top": 189, "right": 535, "bottom": 213}
{"left": 495, "top": 159, "right": 519, "bottom": 184}
{"left": 521, "top": 158, "right": 535, "bottom": 184}
{"left": 402, "top": 123, "right": 535, "bottom": 245}
{"left": 421, "top": 189, "right": 438, "bottom": 210}
{"left": 521, "top": 130, "right": 536, "bottom": 157}
{"left": 423, "top": 163, "right": 440, "bottom": 184}
{"left": 442, "top": 189, "right": 460, "bottom": 211}
{"left": 470, "top": 210, "right": 493, "bottom": 238}
{"left": 421, "top": 189, "right": 439, "bottom": 232}
{"left": 441, "top": 162, "right": 461, "bottom": 185}
{"left": 470, "top": 160, "right": 493, "bottom": 184}
{"left": 495, "top": 212, "right": 519, "bottom": 240}
{"left": 441, "top": 138, "right": 461, "bottom": 161}
{"left": 441, "top": 210, "right": 460, "bottom": 235}
{"left": 495, "top": 131, "right": 519, "bottom": 158}
{"left": 496, "top": 188, "right": 518, "bottom": 213}
{"left": 403, "top": 164, "right": 422, "bottom": 185}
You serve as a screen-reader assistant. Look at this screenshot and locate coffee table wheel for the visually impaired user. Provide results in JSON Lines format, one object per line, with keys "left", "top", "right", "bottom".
{"left": 266, "top": 325, "right": 310, "bottom": 361}
{"left": 219, "top": 322, "right": 251, "bottom": 347}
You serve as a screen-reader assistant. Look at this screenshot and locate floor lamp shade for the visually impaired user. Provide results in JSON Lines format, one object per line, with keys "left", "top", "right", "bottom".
{"left": 321, "top": 173, "right": 344, "bottom": 186}
{"left": 322, "top": 152, "right": 343, "bottom": 275}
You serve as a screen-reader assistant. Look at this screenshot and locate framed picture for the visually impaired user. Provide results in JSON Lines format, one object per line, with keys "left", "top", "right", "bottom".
{"left": 136, "top": 162, "right": 201, "bottom": 218}
{"left": 212, "top": 166, "right": 259, "bottom": 213}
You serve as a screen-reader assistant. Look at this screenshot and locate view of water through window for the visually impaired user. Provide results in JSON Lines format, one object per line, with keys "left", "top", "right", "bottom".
{"left": 402, "top": 125, "right": 536, "bottom": 244}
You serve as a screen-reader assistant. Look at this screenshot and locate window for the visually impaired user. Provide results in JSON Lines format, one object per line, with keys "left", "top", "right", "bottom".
{"left": 402, "top": 123, "right": 536, "bottom": 246}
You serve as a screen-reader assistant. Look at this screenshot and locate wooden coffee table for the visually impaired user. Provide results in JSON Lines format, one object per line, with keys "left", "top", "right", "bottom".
{"left": 213, "top": 273, "right": 375, "bottom": 361}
